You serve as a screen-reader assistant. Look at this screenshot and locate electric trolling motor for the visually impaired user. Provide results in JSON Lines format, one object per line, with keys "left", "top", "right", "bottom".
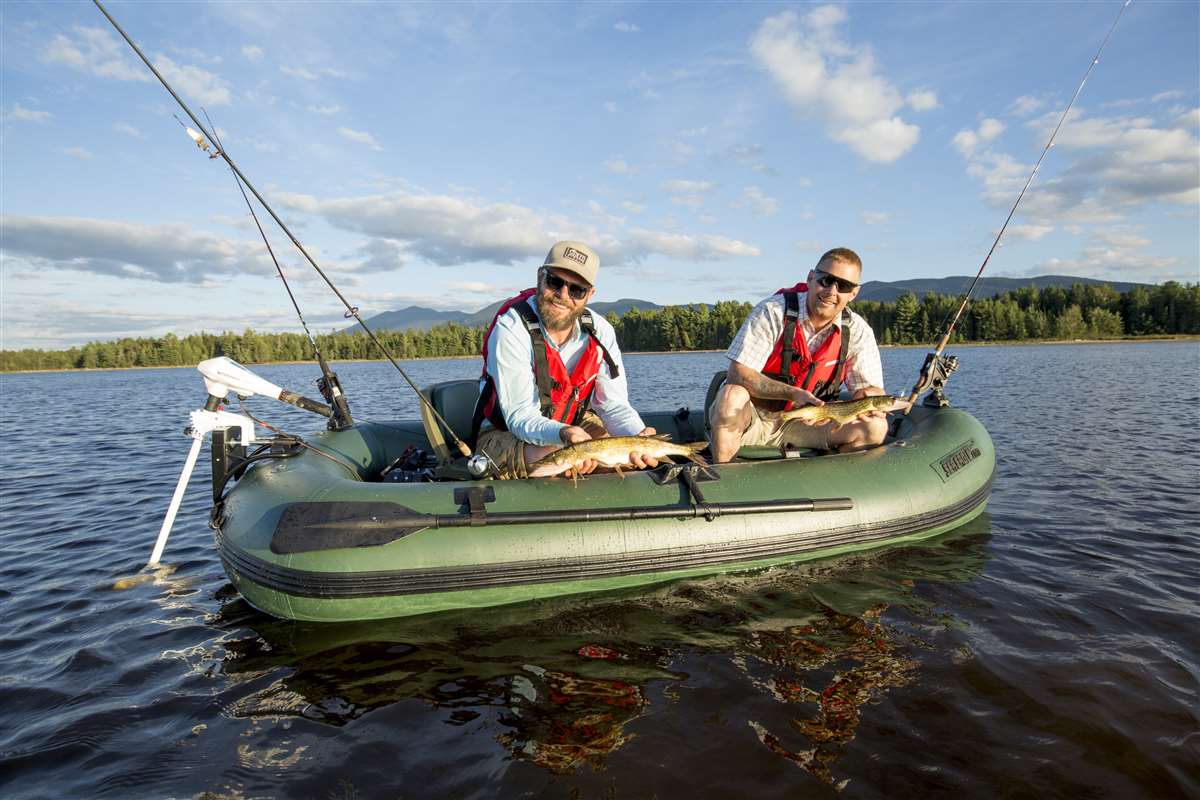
{"left": 148, "top": 357, "right": 347, "bottom": 566}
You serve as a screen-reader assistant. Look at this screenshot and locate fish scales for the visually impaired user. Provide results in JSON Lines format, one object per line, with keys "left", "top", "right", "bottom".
{"left": 769, "top": 395, "right": 911, "bottom": 428}
{"left": 530, "top": 435, "right": 708, "bottom": 475}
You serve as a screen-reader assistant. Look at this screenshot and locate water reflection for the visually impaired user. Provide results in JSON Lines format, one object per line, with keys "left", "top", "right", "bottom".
{"left": 208, "top": 519, "right": 991, "bottom": 785}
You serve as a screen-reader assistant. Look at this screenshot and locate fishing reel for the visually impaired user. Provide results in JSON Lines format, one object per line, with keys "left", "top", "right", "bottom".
{"left": 912, "top": 353, "right": 959, "bottom": 408}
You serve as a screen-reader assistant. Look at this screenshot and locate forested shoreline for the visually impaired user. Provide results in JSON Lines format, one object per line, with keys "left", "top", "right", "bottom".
{"left": 3, "top": 282, "right": 1196, "bottom": 372}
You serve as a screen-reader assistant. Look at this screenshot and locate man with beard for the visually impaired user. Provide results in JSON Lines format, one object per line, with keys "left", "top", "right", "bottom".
{"left": 708, "top": 247, "right": 887, "bottom": 462}
{"left": 471, "top": 241, "right": 660, "bottom": 479}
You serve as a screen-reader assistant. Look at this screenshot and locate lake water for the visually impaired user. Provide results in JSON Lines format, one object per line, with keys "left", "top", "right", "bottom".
{"left": 0, "top": 342, "right": 1197, "bottom": 798}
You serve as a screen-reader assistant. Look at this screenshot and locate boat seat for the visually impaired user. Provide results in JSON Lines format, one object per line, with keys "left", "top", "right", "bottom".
{"left": 419, "top": 379, "right": 480, "bottom": 462}
{"left": 703, "top": 370, "right": 727, "bottom": 427}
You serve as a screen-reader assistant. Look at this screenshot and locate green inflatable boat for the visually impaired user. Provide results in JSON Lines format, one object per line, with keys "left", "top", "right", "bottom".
{"left": 185, "top": 357, "right": 993, "bottom": 622}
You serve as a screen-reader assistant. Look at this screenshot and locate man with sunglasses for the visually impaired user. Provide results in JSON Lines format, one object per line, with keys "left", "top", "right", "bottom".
{"left": 708, "top": 247, "right": 887, "bottom": 462}
{"left": 471, "top": 241, "right": 660, "bottom": 479}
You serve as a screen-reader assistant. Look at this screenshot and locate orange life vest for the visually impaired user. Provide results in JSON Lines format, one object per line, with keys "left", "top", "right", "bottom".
{"left": 759, "top": 282, "right": 850, "bottom": 410}
{"left": 471, "top": 289, "right": 617, "bottom": 443}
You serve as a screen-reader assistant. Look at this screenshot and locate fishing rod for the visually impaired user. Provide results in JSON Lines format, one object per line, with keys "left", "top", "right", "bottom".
{"left": 201, "top": 110, "right": 354, "bottom": 431}
{"left": 92, "top": 0, "right": 474, "bottom": 458}
{"left": 905, "top": 0, "right": 1132, "bottom": 407}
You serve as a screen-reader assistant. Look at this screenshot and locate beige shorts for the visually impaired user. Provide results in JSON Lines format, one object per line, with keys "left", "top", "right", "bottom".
{"left": 475, "top": 412, "right": 609, "bottom": 480}
{"left": 707, "top": 399, "right": 832, "bottom": 452}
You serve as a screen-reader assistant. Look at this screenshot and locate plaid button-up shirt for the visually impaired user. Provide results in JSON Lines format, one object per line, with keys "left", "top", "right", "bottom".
{"left": 726, "top": 293, "right": 883, "bottom": 395}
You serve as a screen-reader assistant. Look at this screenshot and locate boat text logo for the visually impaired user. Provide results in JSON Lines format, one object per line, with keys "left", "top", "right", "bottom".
{"left": 932, "top": 439, "right": 982, "bottom": 482}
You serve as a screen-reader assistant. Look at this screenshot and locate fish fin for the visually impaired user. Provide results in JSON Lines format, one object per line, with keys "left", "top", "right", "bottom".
{"left": 614, "top": 464, "right": 625, "bottom": 479}
{"left": 651, "top": 433, "right": 672, "bottom": 441}
{"left": 570, "top": 467, "right": 579, "bottom": 489}
{"left": 685, "top": 454, "right": 708, "bottom": 467}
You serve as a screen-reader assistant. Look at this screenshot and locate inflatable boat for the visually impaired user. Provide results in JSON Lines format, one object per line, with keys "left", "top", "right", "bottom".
{"left": 177, "top": 358, "right": 993, "bottom": 622}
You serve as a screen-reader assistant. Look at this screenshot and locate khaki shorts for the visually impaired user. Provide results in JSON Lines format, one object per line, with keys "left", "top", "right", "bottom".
{"left": 706, "top": 399, "right": 832, "bottom": 452}
{"left": 476, "top": 412, "right": 609, "bottom": 480}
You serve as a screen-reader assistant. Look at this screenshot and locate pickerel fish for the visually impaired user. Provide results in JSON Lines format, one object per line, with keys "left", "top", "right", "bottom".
{"left": 768, "top": 395, "right": 911, "bottom": 429}
{"left": 529, "top": 435, "right": 708, "bottom": 481}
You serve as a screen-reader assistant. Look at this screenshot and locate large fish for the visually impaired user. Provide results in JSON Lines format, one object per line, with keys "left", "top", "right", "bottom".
{"left": 529, "top": 435, "right": 708, "bottom": 481}
{"left": 768, "top": 395, "right": 911, "bottom": 429}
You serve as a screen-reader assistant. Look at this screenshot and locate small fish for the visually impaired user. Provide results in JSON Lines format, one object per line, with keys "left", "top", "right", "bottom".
{"left": 529, "top": 435, "right": 707, "bottom": 481}
{"left": 769, "top": 395, "right": 911, "bottom": 429}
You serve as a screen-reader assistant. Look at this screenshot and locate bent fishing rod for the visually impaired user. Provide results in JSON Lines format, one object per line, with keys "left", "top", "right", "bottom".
{"left": 905, "top": 0, "right": 1132, "bottom": 406}
{"left": 92, "top": 0, "right": 474, "bottom": 458}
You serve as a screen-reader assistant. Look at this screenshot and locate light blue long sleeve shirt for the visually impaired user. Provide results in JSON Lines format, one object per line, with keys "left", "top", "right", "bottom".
{"left": 482, "top": 297, "right": 645, "bottom": 446}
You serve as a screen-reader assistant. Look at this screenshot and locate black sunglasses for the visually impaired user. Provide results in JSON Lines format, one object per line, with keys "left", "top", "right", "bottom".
{"left": 540, "top": 268, "right": 590, "bottom": 301}
{"left": 813, "top": 268, "right": 859, "bottom": 294}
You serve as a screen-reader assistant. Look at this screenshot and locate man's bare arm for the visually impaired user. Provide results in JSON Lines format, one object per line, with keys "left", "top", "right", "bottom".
{"left": 726, "top": 361, "right": 822, "bottom": 406}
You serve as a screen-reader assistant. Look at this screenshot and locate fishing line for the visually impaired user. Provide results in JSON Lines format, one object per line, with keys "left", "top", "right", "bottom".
{"left": 92, "top": 0, "right": 474, "bottom": 457}
{"left": 909, "top": 0, "right": 1132, "bottom": 404}
{"left": 201, "top": 111, "right": 324, "bottom": 363}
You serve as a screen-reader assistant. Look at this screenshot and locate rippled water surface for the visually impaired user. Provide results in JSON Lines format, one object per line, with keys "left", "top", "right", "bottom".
{"left": 1, "top": 343, "right": 1197, "bottom": 798}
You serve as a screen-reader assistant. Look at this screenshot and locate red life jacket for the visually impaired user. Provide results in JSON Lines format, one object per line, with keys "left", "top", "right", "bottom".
{"left": 471, "top": 289, "right": 618, "bottom": 443}
{"left": 759, "top": 282, "right": 851, "bottom": 410}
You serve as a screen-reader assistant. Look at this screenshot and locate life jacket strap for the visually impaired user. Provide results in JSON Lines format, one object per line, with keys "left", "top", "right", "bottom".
{"left": 512, "top": 299, "right": 556, "bottom": 416}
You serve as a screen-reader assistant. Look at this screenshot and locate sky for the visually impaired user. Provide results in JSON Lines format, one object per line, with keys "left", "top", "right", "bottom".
{"left": 1, "top": 0, "right": 1197, "bottom": 351}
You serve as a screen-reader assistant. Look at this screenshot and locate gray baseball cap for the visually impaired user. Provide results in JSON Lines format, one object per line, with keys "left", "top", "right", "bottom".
{"left": 542, "top": 240, "right": 599, "bottom": 286}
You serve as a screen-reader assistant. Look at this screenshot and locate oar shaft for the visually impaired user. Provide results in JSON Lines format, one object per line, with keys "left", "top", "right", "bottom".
{"left": 149, "top": 436, "right": 203, "bottom": 566}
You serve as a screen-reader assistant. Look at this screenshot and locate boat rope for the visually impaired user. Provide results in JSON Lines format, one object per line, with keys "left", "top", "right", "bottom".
{"left": 908, "top": 0, "right": 1132, "bottom": 405}
{"left": 237, "top": 402, "right": 361, "bottom": 475}
{"left": 92, "top": 0, "right": 475, "bottom": 458}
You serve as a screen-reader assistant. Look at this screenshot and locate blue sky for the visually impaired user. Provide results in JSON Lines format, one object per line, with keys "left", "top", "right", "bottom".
{"left": 2, "top": 1, "right": 1197, "bottom": 350}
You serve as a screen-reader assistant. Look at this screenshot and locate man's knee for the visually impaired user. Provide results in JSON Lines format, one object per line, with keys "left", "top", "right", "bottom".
{"left": 712, "top": 383, "right": 751, "bottom": 428}
{"left": 834, "top": 416, "right": 888, "bottom": 451}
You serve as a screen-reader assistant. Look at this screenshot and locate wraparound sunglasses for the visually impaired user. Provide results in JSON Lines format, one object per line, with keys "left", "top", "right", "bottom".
{"left": 813, "top": 268, "right": 860, "bottom": 294}
{"left": 540, "top": 268, "right": 590, "bottom": 301}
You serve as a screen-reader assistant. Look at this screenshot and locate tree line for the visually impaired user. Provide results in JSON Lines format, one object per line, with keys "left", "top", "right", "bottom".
{"left": 3, "top": 281, "right": 1196, "bottom": 372}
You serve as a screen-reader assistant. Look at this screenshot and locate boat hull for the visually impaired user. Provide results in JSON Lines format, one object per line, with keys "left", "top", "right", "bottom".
{"left": 215, "top": 404, "right": 994, "bottom": 621}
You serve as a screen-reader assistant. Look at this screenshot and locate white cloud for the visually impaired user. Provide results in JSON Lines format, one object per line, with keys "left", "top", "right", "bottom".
{"left": 43, "top": 28, "right": 231, "bottom": 106}
{"left": 0, "top": 215, "right": 269, "bottom": 283}
{"left": 307, "top": 104, "right": 342, "bottom": 116}
{"left": 957, "top": 106, "right": 1200, "bottom": 232}
{"left": 952, "top": 117, "right": 1004, "bottom": 156}
{"left": 64, "top": 147, "right": 93, "bottom": 160}
{"left": 1010, "top": 95, "right": 1047, "bottom": 117}
{"left": 1152, "top": 90, "right": 1185, "bottom": 103}
{"left": 625, "top": 229, "right": 759, "bottom": 260}
{"left": 861, "top": 211, "right": 889, "bottom": 225}
{"left": 10, "top": 104, "right": 51, "bottom": 123}
{"left": 242, "top": 45, "right": 264, "bottom": 61}
{"left": 751, "top": 7, "right": 922, "bottom": 163}
{"left": 152, "top": 54, "right": 231, "bottom": 105}
{"left": 604, "top": 157, "right": 638, "bottom": 175}
{"left": 281, "top": 65, "right": 348, "bottom": 81}
{"left": 614, "top": 21, "right": 640, "bottom": 33}
{"left": 44, "top": 27, "right": 150, "bottom": 82}
{"left": 337, "top": 126, "right": 383, "bottom": 150}
{"left": 620, "top": 201, "right": 646, "bottom": 214}
{"left": 672, "top": 140, "right": 697, "bottom": 157}
{"left": 1172, "top": 108, "right": 1200, "bottom": 129}
{"left": 662, "top": 179, "right": 717, "bottom": 208}
{"left": 1030, "top": 229, "right": 1184, "bottom": 282}
{"left": 906, "top": 89, "right": 939, "bottom": 111}
{"left": 273, "top": 188, "right": 757, "bottom": 269}
{"left": 1002, "top": 224, "right": 1054, "bottom": 241}
{"left": 733, "top": 186, "right": 779, "bottom": 216}
{"left": 112, "top": 122, "right": 142, "bottom": 138}
{"left": 604, "top": 101, "right": 617, "bottom": 113}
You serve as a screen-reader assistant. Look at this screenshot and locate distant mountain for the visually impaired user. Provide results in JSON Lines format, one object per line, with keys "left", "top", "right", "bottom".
{"left": 354, "top": 276, "right": 1147, "bottom": 332}
{"left": 355, "top": 297, "right": 664, "bottom": 333}
{"left": 855, "top": 275, "right": 1151, "bottom": 303}
{"left": 356, "top": 305, "right": 466, "bottom": 332}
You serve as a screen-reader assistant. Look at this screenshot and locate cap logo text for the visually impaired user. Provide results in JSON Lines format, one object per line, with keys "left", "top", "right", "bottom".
{"left": 562, "top": 247, "right": 588, "bottom": 265}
